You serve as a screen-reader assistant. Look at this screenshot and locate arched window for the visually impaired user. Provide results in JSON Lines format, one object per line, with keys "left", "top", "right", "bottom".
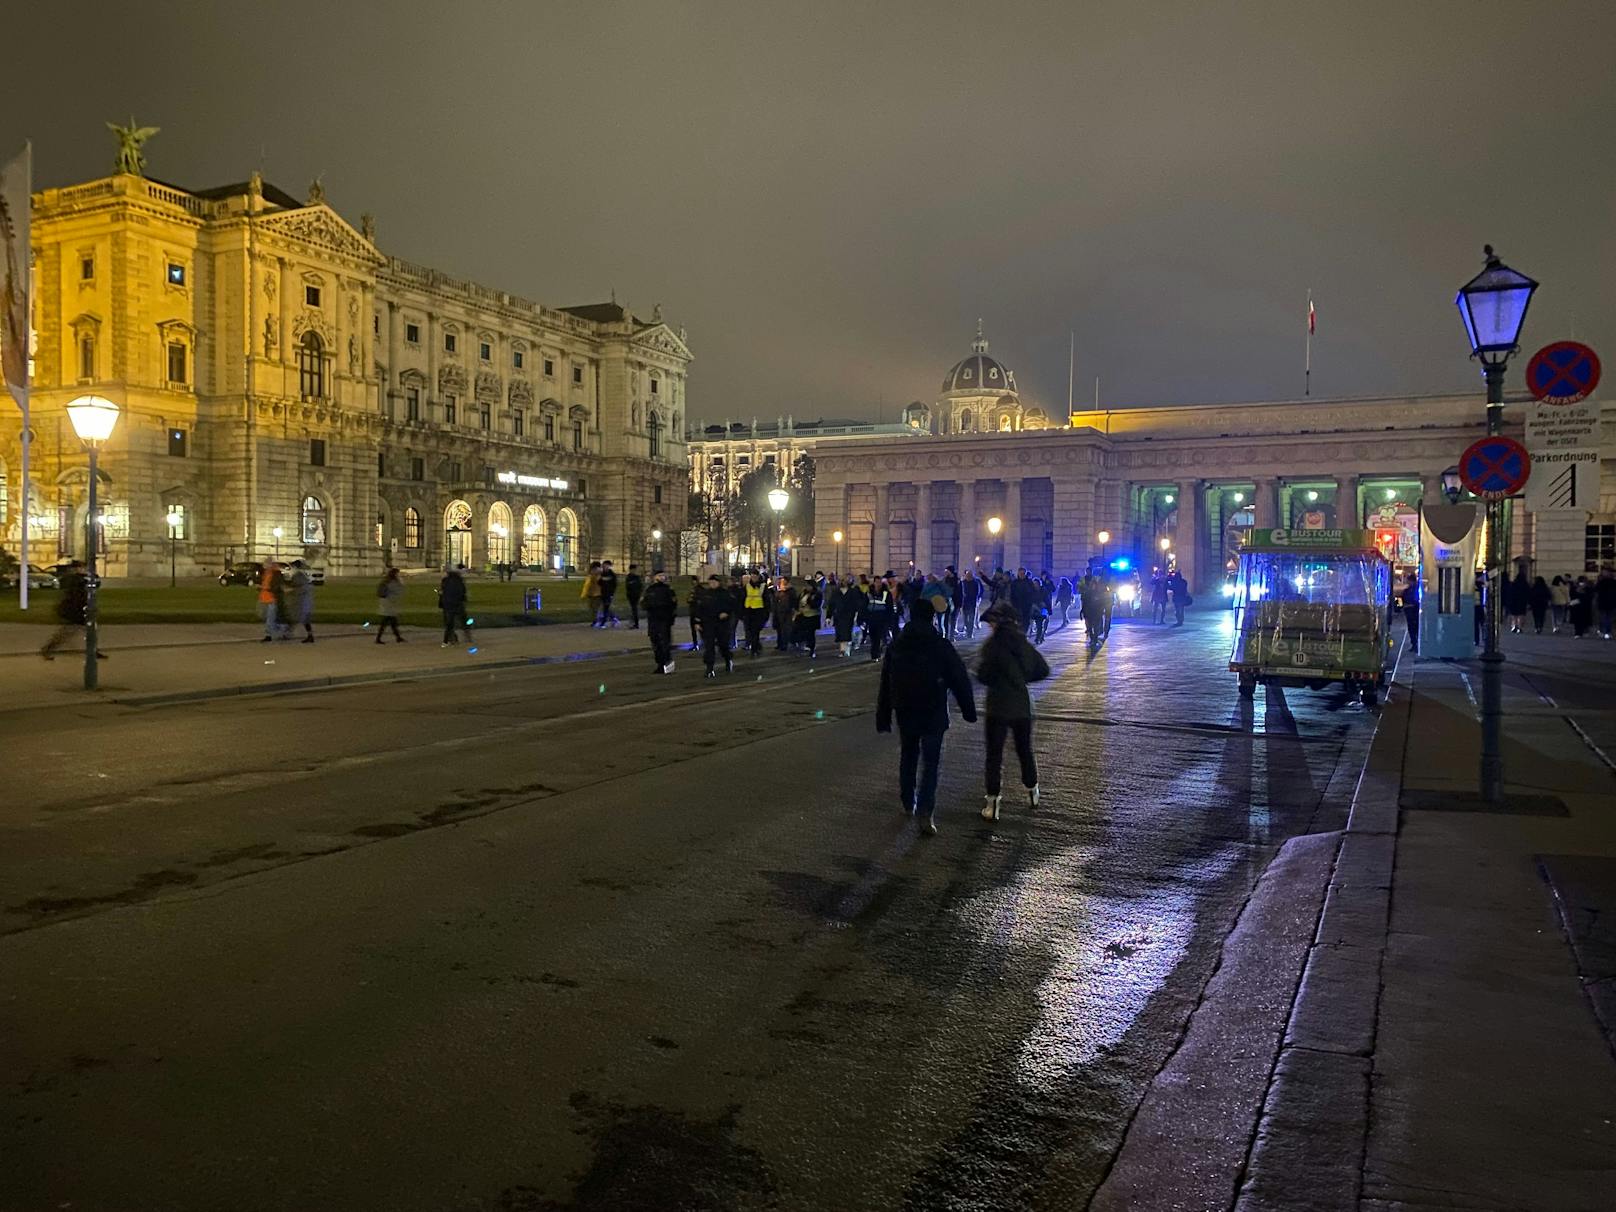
{"left": 299, "top": 332, "right": 326, "bottom": 400}
{"left": 521, "top": 505, "right": 547, "bottom": 567}
{"left": 300, "top": 495, "right": 328, "bottom": 545}
{"left": 555, "top": 507, "right": 578, "bottom": 571}
{"left": 403, "top": 507, "right": 422, "bottom": 549}
{"left": 444, "top": 499, "right": 473, "bottom": 568}
{"left": 487, "top": 501, "right": 513, "bottom": 565}
{"left": 648, "top": 411, "right": 663, "bottom": 459}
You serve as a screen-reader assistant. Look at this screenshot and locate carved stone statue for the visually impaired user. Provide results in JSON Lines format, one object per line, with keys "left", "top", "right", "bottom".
{"left": 348, "top": 334, "right": 359, "bottom": 371}
{"left": 264, "top": 316, "right": 278, "bottom": 357}
{"left": 307, "top": 177, "right": 325, "bottom": 205}
{"left": 263, "top": 269, "right": 276, "bottom": 301}
{"left": 248, "top": 171, "right": 263, "bottom": 198}
{"left": 107, "top": 118, "right": 159, "bottom": 176}
{"left": 651, "top": 302, "right": 663, "bottom": 324}
{"left": 360, "top": 213, "right": 376, "bottom": 243}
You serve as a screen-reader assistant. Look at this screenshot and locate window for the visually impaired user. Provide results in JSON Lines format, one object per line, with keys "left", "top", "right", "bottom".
{"left": 479, "top": 341, "right": 491, "bottom": 361}
{"left": 404, "top": 507, "right": 422, "bottom": 548}
{"left": 165, "top": 504, "right": 187, "bottom": 539}
{"left": 572, "top": 421, "right": 583, "bottom": 450}
{"left": 543, "top": 415, "right": 554, "bottom": 443}
{"left": 648, "top": 412, "right": 663, "bottom": 459}
{"left": 166, "top": 261, "right": 185, "bottom": 287}
{"left": 654, "top": 485, "right": 662, "bottom": 505}
{"left": 448, "top": 461, "right": 462, "bottom": 482}
{"left": 78, "top": 334, "right": 95, "bottom": 381}
{"left": 304, "top": 284, "right": 321, "bottom": 307}
{"left": 310, "top": 439, "right": 326, "bottom": 467}
{"left": 543, "top": 357, "right": 554, "bottom": 377}
{"left": 444, "top": 332, "right": 457, "bottom": 353}
{"left": 166, "top": 341, "right": 187, "bottom": 385}
{"left": 481, "top": 465, "right": 494, "bottom": 485}
{"left": 513, "top": 411, "right": 525, "bottom": 437}
{"left": 378, "top": 452, "right": 386, "bottom": 476}
{"left": 373, "top": 314, "right": 380, "bottom": 335}
{"left": 406, "top": 387, "right": 420, "bottom": 422}
{"left": 571, "top": 365, "right": 583, "bottom": 385}
{"left": 411, "top": 457, "right": 424, "bottom": 481}
{"left": 300, "top": 495, "right": 328, "bottom": 545}
{"left": 168, "top": 428, "right": 188, "bottom": 458}
{"left": 444, "top": 394, "right": 457, "bottom": 425}
{"left": 649, "top": 377, "right": 659, "bottom": 395}
{"left": 1588, "top": 524, "right": 1616, "bottom": 572}
{"left": 764, "top": 453, "right": 776, "bottom": 466}
{"left": 80, "top": 254, "right": 94, "bottom": 281}
{"left": 513, "top": 350, "right": 524, "bottom": 370}
{"left": 405, "top": 322, "right": 420, "bottom": 344}
{"left": 375, "top": 513, "right": 384, "bottom": 548}
{"left": 480, "top": 407, "right": 490, "bottom": 430}
{"left": 298, "top": 332, "right": 325, "bottom": 400}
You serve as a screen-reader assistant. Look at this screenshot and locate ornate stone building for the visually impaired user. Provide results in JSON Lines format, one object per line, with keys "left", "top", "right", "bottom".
{"left": 1, "top": 161, "right": 691, "bottom": 578}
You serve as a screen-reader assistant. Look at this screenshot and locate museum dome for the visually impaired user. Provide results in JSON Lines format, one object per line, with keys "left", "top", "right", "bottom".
{"left": 941, "top": 323, "right": 1016, "bottom": 396}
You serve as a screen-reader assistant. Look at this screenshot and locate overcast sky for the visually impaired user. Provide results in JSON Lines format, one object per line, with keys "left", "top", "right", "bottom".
{"left": 9, "top": 1, "right": 1614, "bottom": 421}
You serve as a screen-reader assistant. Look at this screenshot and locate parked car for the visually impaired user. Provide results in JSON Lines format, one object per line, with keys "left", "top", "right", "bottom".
{"left": 1, "top": 564, "right": 61, "bottom": 590}
{"left": 219, "top": 561, "right": 325, "bottom": 587}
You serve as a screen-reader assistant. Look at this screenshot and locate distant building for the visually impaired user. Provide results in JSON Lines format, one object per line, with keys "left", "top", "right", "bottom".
{"left": 1, "top": 153, "right": 690, "bottom": 578}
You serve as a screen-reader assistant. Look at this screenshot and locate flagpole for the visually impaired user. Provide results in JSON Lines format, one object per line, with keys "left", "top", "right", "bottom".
{"left": 8, "top": 141, "right": 30, "bottom": 611}
{"left": 1066, "top": 330, "right": 1074, "bottom": 420}
{"left": 1305, "top": 289, "right": 1313, "bottom": 397}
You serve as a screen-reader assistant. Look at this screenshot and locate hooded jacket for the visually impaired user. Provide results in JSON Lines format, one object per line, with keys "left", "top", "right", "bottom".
{"left": 877, "top": 604, "right": 977, "bottom": 734}
{"left": 975, "top": 620, "right": 1051, "bottom": 720}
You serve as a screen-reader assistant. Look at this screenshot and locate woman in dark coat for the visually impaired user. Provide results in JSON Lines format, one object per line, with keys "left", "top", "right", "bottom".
{"left": 1503, "top": 571, "right": 1531, "bottom": 634}
{"left": 1527, "top": 576, "right": 1552, "bottom": 634}
{"left": 831, "top": 576, "right": 864, "bottom": 657}
{"left": 974, "top": 599, "right": 1051, "bottom": 822}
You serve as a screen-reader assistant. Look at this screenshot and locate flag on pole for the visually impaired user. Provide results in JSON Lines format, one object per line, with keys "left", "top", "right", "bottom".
{"left": 1304, "top": 290, "right": 1314, "bottom": 397}
{"left": 1, "top": 142, "right": 32, "bottom": 610}
{"left": 1308, "top": 297, "right": 1316, "bottom": 335}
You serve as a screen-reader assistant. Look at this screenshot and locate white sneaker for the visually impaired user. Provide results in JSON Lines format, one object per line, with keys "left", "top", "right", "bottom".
{"left": 1028, "top": 785, "right": 1040, "bottom": 808}
{"left": 982, "top": 795, "right": 1000, "bottom": 821}
{"left": 662, "top": 661, "right": 674, "bottom": 674}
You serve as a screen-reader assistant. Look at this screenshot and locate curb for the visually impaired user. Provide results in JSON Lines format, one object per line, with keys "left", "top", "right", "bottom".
{"left": 1233, "top": 650, "right": 1410, "bottom": 1210}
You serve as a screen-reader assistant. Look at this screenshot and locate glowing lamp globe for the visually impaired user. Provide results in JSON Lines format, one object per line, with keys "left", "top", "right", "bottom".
{"left": 987, "top": 516, "right": 1003, "bottom": 536}
{"left": 767, "top": 487, "right": 790, "bottom": 513}
{"left": 1456, "top": 245, "right": 1537, "bottom": 367}
{"left": 65, "top": 394, "right": 120, "bottom": 444}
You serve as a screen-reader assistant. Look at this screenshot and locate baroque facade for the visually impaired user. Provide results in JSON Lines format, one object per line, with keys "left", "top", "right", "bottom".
{"left": 1, "top": 165, "right": 691, "bottom": 578}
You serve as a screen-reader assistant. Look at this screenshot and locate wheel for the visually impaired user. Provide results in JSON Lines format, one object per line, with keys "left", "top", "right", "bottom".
{"left": 1238, "top": 671, "right": 1257, "bottom": 699}
{"left": 219, "top": 575, "right": 230, "bottom": 586}
{"left": 1360, "top": 683, "right": 1379, "bottom": 706}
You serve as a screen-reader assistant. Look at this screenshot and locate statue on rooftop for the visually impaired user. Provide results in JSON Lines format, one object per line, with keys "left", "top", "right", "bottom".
{"left": 107, "top": 118, "right": 159, "bottom": 176}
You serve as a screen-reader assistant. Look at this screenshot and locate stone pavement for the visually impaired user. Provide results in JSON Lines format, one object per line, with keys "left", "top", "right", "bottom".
{"left": 0, "top": 618, "right": 654, "bottom": 712}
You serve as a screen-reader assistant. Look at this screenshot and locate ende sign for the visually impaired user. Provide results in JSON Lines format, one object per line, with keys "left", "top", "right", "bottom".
{"left": 496, "top": 470, "right": 570, "bottom": 490}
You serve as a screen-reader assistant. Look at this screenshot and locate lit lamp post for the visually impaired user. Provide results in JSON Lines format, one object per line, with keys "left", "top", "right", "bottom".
{"left": 166, "top": 509, "right": 183, "bottom": 588}
{"left": 1097, "top": 529, "right": 1111, "bottom": 565}
{"left": 651, "top": 527, "right": 662, "bottom": 574}
{"left": 767, "top": 485, "right": 790, "bottom": 578}
{"left": 1455, "top": 244, "right": 1537, "bottom": 806}
{"left": 1159, "top": 535, "right": 1172, "bottom": 568}
{"left": 272, "top": 526, "right": 283, "bottom": 561}
{"left": 65, "top": 394, "right": 120, "bottom": 691}
{"left": 1440, "top": 465, "right": 1463, "bottom": 505}
{"left": 832, "top": 529, "right": 844, "bottom": 578}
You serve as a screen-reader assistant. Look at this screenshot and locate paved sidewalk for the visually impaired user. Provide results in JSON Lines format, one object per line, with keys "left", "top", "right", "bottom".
{"left": 0, "top": 619, "right": 659, "bottom": 711}
{"left": 1242, "top": 633, "right": 1616, "bottom": 1210}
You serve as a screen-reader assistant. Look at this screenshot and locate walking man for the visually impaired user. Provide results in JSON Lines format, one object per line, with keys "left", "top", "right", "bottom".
{"left": 286, "top": 559, "right": 317, "bottom": 643}
{"left": 876, "top": 597, "right": 977, "bottom": 835}
{"left": 598, "top": 560, "right": 620, "bottom": 627}
{"left": 40, "top": 560, "right": 95, "bottom": 661}
{"left": 375, "top": 567, "right": 406, "bottom": 643}
{"left": 644, "top": 569, "right": 678, "bottom": 674}
{"left": 697, "top": 574, "right": 735, "bottom": 678}
{"left": 439, "top": 563, "right": 471, "bottom": 645}
{"left": 625, "top": 564, "right": 644, "bottom": 629}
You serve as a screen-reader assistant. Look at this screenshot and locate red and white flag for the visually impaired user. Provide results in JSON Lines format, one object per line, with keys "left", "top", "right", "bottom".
{"left": 1307, "top": 297, "right": 1316, "bottom": 336}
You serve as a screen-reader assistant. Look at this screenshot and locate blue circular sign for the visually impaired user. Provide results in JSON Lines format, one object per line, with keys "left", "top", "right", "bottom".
{"left": 1459, "top": 436, "right": 1531, "bottom": 501}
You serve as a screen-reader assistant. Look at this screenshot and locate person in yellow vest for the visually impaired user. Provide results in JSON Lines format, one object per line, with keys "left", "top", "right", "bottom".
{"left": 581, "top": 560, "right": 602, "bottom": 627}
{"left": 741, "top": 572, "right": 768, "bottom": 656}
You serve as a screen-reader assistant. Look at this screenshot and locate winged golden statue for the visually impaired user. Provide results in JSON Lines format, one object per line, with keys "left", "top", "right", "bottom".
{"left": 107, "top": 118, "right": 159, "bottom": 176}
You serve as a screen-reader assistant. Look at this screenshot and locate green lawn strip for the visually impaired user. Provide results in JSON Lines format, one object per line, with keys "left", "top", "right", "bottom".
{"left": 0, "top": 577, "right": 695, "bottom": 628}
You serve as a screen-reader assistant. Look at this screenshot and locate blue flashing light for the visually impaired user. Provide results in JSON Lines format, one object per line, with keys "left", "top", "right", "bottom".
{"left": 1109, "top": 557, "right": 1131, "bottom": 572}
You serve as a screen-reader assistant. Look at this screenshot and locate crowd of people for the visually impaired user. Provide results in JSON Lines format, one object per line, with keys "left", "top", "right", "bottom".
{"left": 1495, "top": 567, "right": 1616, "bottom": 640}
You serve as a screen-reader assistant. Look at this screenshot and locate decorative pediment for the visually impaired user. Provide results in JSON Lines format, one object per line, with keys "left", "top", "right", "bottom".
{"left": 400, "top": 367, "right": 427, "bottom": 387}
{"left": 291, "top": 308, "right": 334, "bottom": 344}
{"left": 258, "top": 206, "right": 384, "bottom": 266}
{"left": 475, "top": 369, "right": 502, "bottom": 402}
{"left": 538, "top": 396, "right": 563, "bottom": 415}
{"left": 509, "top": 379, "right": 534, "bottom": 407}
{"left": 631, "top": 323, "right": 692, "bottom": 361}
{"left": 439, "top": 364, "right": 468, "bottom": 393}
{"left": 568, "top": 403, "right": 590, "bottom": 421}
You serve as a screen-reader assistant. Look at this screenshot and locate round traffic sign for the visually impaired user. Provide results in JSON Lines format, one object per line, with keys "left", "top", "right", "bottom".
{"left": 1526, "top": 341, "right": 1600, "bottom": 404}
{"left": 1459, "top": 436, "right": 1531, "bottom": 501}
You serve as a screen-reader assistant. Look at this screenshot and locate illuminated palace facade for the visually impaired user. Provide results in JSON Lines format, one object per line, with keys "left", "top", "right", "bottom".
{"left": 695, "top": 330, "right": 1614, "bottom": 587}
{"left": 1, "top": 163, "right": 691, "bottom": 578}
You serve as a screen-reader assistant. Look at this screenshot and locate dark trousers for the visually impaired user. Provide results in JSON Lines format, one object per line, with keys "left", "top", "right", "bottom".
{"left": 743, "top": 608, "right": 767, "bottom": 653}
{"left": 703, "top": 629, "right": 731, "bottom": 671}
{"left": 598, "top": 594, "right": 617, "bottom": 625}
{"left": 649, "top": 619, "right": 673, "bottom": 668}
{"left": 899, "top": 729, "right": 945, "bottom": 818}
{"left": 41, "top": 622, "right": 84, "bottom": 655}
{"left": 1404, "top": 604, "right": 1420, "bottom": 650}
{"left": 773, "top": 613, "right": 792, "bottom": 651}
{"left": 627, "top": 595, "right": 641, "bottom": 627}
{"left": 944, "top": 606, "right": 958, "bottom": 636}
{"left": 868, "top": 615, "right": 890, "bottom": 660}
{"left": 442, "top": 607, "right": 468, "bottom": 643}
{"left": 985, "top": 716, "right": 1037, "bottom": 796}
{"left": 961, "top": 604, "right": 978, "bottom": 637}
{"left": 375, "top": 615, "right": 403, "bottom": 641}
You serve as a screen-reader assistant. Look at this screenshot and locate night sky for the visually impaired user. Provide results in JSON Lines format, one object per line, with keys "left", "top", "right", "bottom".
{"left": 8, "top": 1, "right": 1614, "bottom": 421}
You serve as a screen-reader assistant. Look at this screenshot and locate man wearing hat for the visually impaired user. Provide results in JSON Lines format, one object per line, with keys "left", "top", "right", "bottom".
{"left": 876, "top": 596, "right": 976, "bottom": 835}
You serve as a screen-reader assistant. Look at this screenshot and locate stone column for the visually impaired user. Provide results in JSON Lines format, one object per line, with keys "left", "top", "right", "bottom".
{"left": 426, "top": 311, "right": 438, "bottom": 421}
{"left": 1003, "top": 479, "right": 1022, "bottom": 570}
{"left": 914, "top": 481, "right": 933, "bottom": 572}
{"left": 1254, "top": 477, "right": 1279, "bottom": 528}
{"left": 1337, "top": 475, "right": 1360, "bottom": 528}
{"left": 386, "top": 301, "right": 402, "bottom": 419}
{"left": 1175, "top": 479, "right": 1200, "bottom": 590}
{"left": 278, "top": 258, "right": 293, "bottom": 369}
{"left": 872, "top": 483, "right": 890, "bottom": 573}
{"left": 1052, "top": 477, "right": 1095, "bottom": 575}
{"left": 957, "top": 479, "right": 976, "bottom": 564}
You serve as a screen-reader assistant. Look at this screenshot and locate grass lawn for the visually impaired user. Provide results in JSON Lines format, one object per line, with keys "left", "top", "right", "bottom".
{"left": 0, "top": 576, "right": 696, "bottom": 628}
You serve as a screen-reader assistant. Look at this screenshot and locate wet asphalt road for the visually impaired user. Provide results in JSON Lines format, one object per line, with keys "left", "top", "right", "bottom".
{"left": 0, "top": 611, "right": 1378, "bottom": 1211}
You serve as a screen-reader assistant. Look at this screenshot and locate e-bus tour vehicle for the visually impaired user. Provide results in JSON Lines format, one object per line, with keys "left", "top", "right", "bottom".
{"left": 1228, "top": 528, "right": 1392, "bottom": 705}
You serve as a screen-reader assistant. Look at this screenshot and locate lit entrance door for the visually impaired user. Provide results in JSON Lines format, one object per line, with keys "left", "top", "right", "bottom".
{"left": 446, "top": 529, "right": 472, "bottom": 568}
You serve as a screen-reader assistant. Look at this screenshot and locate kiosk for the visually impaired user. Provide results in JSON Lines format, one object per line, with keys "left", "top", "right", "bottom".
{"left": 1418, "top": 503, "right": 1480, "bottom": 659}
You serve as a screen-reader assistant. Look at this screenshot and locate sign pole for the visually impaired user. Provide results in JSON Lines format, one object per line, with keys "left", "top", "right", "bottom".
{"left": 1480, "top": 364, "right": 1506, "bottom": 805}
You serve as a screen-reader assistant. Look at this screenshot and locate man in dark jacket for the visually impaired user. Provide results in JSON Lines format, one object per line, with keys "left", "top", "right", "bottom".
{"left": 1009, "top": 567, "right": 1039, "bottom": 631}
{"left": 439, "top": 564, "right": 470, "bottom": 645}
{"left": 876, "top": 598, "right": 977, "bottom": 834}
{"left": 643, "top": 570, "right": 678, "bottom": 673}
{"left": 40, "top": 560, "right": 93, "bottom": 660}
{"left": 771, "top": 576, "right": 798, "bottom": 652}
{"left": 597, "top": 560, "right": 620, "bottom": 627}
{"left": 697, "top": 575, "right": 735, "bottom": 678}
{"left": 624, "top": 564, "right": 644, "bottom": 629}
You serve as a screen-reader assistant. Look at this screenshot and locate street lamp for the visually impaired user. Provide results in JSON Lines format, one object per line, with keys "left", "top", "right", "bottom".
{"left": 1159, "top": 536, "right": 1172, "bottom": 552}
{"left": 65, "top": 394, "right": 120, "bottom": 691}
{"left": 1097, "top": 529, "right": 1111, "bottom": 564}
{"left": 272, "top": 526, "right": 283, "bottom": 560}
{"left": 166, "top": 509, "right": 183, "bottom": 588}
{"left": 1441, "top": 466, "right": 1463, "bottom": 505}
{"left": 832, "top": 528, "right": 843, "bottom": 578}
{"left": 1456, "top": 244, "right": 1537, "bottom": 806}
{"left": 767, "top": 485, "right": 790, "bottom": 577}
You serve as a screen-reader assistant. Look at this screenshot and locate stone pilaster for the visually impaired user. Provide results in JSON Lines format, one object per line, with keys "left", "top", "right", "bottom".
{"left": 872, "top": 483, "right": 890, "bottom": 573}
{"left": 1175, "top": 479, "right": 1200, "bottom": 590}
{"left": 915, "top": 481, "right": 933, "bottom": 573}
{"left": 1003, "top": 479, "right": 1022, "bottom": 570}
